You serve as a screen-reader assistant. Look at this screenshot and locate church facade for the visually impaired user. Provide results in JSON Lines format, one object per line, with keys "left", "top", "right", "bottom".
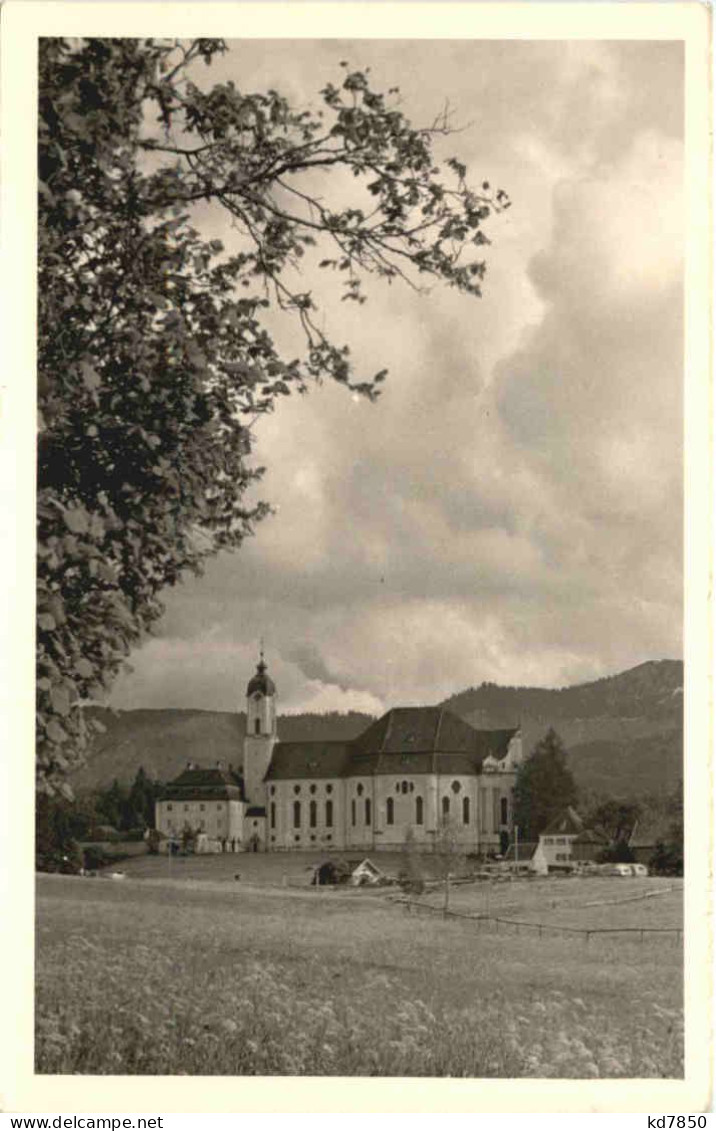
{"left": 155, "top": 657, "right": 523, "bottom": 855}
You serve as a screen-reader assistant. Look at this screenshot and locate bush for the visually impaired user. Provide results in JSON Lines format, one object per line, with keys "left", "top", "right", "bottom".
{"left": 82, "top": 845, "right": 129, "bottom": 871}
{"left": 649, "top": 840, "right": 683, "bottom": 876}
{"left": 37, "top": 839, "right": 83, "bottom": 875}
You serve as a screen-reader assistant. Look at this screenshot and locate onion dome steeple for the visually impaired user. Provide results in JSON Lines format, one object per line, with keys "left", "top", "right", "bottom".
{"left": 246, "top": 649, "right": 276, "bottom": 697}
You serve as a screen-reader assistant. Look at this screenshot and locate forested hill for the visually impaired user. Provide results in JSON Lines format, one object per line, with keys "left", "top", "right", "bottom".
{"left": 71, "top": 660, "right": 682, "bottom": 798}
{"left": 71, "top": 709, "right": 374, "bottom": 792}
{"left": 440, "top": 660, "right": 683, "bottom": 798}
{"left": 440, "top": 660, "right": 683, "bottom": 726}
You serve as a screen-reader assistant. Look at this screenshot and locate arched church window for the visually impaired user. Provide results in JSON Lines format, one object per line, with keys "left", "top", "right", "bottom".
{"left": 401, "top": 781, "right": 409, "bottom": 794}
{"left": 395, "top": 783, "right": 400, "bottom": 793}
{"left": 442, "top": 796, "right": 450, "bottom": 818}
{"left": 365, "top": 798, "right": 371, "bottom": 826}
{"left": 351, "top": 800, "right": 356, "bottom": 826}
{"left": 463, "top": 796, "right": 470, "bottom": 825}
{"left": 293, "top": 784, "right": 301, "bottom": 795}
{"left": 270, "top": 803, "right": 276, "bottom": 830}
{"left": 415, "top": 796, "right": 423, "bottom": 825}
{"left": 254, "top": 718, "right": 261, "bottom": 735}
{"left": 309, "top": 800, "right": 317, "bottom": 829}
{"left": 500, "top": 797, "right": 508, "bottom": 825}
{"left": 451, "top": 780, "right": 461, "bottom": 793}
{"left": 357, "top": 784, "right": 364, "bottom": 797}
{"left": 293, "top": 801, "right": 301, "bottom": 829}
{"left": 326, "top": 800, "right": 333, "bottom": 828}
{"left": 386, "top": 797, "right": 394, "bottom": 825}
{"left": 326, "top": 784, "right": 333, "bottom": 794}
{"left": 309, "top": 784, "right": 317, "bottom": 795}
{"left": 270, "top": 786, "right": 276, "bottom": 796}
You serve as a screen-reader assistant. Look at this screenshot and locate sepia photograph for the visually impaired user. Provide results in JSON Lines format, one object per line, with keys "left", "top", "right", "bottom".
{"left": 1, "top": 0, "right": 712, "bottom": 1115}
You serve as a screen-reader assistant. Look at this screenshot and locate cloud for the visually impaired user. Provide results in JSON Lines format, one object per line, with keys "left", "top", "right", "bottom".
{"left": 111, "top": 40, "right": 684, "bottom": 714}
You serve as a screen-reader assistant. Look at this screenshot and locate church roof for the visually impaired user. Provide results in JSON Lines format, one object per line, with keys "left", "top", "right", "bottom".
{"left": 265, "top": 741, "right": 352, "bottom": 781}
{"left": 247, "top": 659, "right": 275, "bottom": 697}
{"left": 160, "top": 765, "right": 245, "bottom": 802}
{"left": 264, "top": 708, "right": 518, "bottom": 780}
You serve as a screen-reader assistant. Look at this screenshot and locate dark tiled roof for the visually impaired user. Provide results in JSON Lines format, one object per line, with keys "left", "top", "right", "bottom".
{"left": 542, "top": 806, "right": 584, "bottom": 836}
{"left": 350, "top": 750, "right": 436, "bottom": 776}
{"left": 476, "top": 728, "right": 521, "bottom": 758}
{"left": 572, "top": 828, "right": 608, "bottom": 845}
{"left": 264, "top": 741, "right": 353, "bottom": 781}
{"left": 264, "top": 708, "right": 518, "bottom": 780}
{"left": 162, "top": 709, "right": 520, "bottom": 792}
{"left": 349, "top": 707, "right": 517, "bottom": 776}
{"left": 160, "top": 766, "right": 244, "bottom": 802}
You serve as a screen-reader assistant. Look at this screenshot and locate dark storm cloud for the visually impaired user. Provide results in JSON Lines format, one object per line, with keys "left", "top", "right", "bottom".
{"left": 284, "top": 643, "right": 355, "bottom": 694}
{"left": 112, "top": 40, "right": 684, "bottom": 714}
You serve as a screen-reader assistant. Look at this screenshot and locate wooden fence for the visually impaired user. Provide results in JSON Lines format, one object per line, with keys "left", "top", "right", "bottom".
{"left": 392, "top": 897, "right": 682, "bottom": 944}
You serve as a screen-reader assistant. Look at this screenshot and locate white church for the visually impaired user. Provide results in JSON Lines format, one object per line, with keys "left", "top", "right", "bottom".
{"left": 155, "top": 656, "right": 524, "bottom": 855}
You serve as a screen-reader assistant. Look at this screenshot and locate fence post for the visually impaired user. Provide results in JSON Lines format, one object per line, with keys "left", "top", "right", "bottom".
{"left": 585, "top": 931, "right": 590, "bottom": 946}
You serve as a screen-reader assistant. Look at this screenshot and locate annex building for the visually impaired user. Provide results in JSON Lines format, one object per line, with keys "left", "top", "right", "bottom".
{"left": 155, "top": 656, "right": 523, "bottom": 855}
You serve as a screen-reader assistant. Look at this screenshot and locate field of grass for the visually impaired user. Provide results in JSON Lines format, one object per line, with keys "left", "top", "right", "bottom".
{"left": 418, "top": 875, "right": 683, "bottom": 932}
{"left": 36, "top": 870, "right": 683, "bottom": 1078}
{"left": 86, "top": 847, "right": 476, "bottom": 885}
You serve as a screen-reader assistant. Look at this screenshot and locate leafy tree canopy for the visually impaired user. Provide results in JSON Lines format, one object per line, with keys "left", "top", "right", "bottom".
{"left": 37, "top": 38, "right": 508, "bottom": 793}
{"left": 512, "top": 727, "right": 578, "bottom": 842}
{"left": 585, "top": 798, "right": 641, "bottom": 846}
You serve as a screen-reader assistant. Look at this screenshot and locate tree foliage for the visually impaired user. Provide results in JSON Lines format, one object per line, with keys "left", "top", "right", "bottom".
{"left": 585, "top": 798, "right": 641, "bottom": 846}
{"left": 37, "top": 38, "right": 508, "bottom": 792}
{"left": 649, "top": 783, "right": 683, "bottom": 876}
{"left": 35, "top": 794, "right": 84, "bottom": 873}
{"left": 512, "top": 728, "right": 578, "bottom": 842}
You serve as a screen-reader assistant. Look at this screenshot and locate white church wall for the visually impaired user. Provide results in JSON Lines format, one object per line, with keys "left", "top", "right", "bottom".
{"left": 476, "top": 771, "right": 515, "bottom": 852}
{"left": 266, "top": 779, "right": 346, "bottom": 851}
{"left": 369, "top": 774, "right": 438, "bottom": 851}
{"left": 244, "top": 734, "right": 277, "bottom": 807}
{"left": 344, "top": 777, "right": 378, "bottom": 851}
{"left": 433, "top": 774, "right": 479, "bottom": 850}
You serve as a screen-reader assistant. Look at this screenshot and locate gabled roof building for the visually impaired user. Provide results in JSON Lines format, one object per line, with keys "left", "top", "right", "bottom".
{"left": 155, "top": 656, "right": 524, "bottom": 854}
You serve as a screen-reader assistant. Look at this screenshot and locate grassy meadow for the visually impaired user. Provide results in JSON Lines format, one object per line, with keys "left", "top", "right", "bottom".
{"left": 36, "top": 870, "right": 683, "bottom": 1078}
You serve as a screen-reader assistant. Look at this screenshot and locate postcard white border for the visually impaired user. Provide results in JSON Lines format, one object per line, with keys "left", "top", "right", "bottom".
{"left": 1, "top": 1, "right": 712, "bottom": 1115}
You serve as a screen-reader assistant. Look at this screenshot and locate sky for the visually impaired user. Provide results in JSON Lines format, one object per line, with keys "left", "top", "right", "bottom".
{"left": 111, "top": 39, "right": 684, "bottom": 717}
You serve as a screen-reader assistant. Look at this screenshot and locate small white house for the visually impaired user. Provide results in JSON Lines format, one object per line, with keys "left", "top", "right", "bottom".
{"left": 533, "top": 807, "right": 585, "bottom": 871}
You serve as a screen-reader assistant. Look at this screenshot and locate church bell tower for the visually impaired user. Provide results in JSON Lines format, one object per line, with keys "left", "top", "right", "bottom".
{"left": 243, "top": 651, "right": 278, "bottom": 805}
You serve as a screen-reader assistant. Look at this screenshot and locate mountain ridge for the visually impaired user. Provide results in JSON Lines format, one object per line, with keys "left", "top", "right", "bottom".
{"left": 71, "top": 659, "right": 683, "bottom": 798}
